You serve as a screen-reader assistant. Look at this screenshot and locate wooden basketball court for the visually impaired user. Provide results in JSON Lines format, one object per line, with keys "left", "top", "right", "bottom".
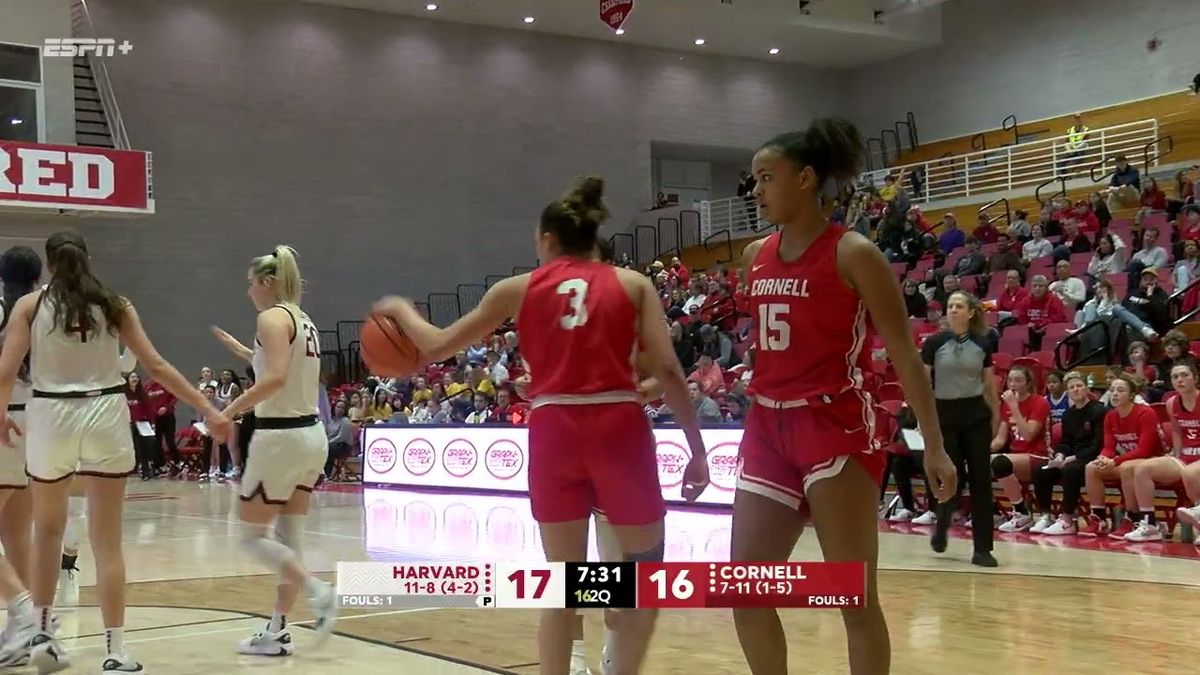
{"left": 17, "top": 481, "right": 1199, "bottom": 674}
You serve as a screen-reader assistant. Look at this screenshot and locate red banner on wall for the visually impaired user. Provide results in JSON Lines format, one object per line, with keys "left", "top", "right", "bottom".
{"left": 0, "top": 141, "right": 154, "bottom": 214}
{"left": 600, "top": 0, "right": 634, "bottom": 30}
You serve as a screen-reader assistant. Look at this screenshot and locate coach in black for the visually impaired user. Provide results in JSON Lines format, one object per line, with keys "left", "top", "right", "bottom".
{"left": 921, "top": 291, "right": 1001, "bottom": 567}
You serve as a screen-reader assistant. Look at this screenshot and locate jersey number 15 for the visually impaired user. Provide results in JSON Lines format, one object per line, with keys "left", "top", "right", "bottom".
{"left": 758, "top": 304, "right": 790, "bottom": 351}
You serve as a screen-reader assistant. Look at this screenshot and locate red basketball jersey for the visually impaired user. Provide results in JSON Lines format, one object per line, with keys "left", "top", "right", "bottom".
{"left": 1172, "top": 395, "right": 1200, "bottom": 465}
{"left": 517, "top": 257, "right": 638, "bottom": 399}
{"left": 1003, "top": 394, "right": 1052, "bottom": 456}
{"left": 745, "top": 226, "right": 873, "bottom": 401}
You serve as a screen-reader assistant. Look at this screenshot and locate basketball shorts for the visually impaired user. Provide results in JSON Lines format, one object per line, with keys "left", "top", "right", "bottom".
{"left": 0, "top": 409, "right": 27, "bottom": 488}
{"left": 737, "top": 390, "right": 885, "bottom": 511}
{"left": 528, "top": 402, "right": 665, "bottom": 527}
{"left": 26, "top": 395, "right": 133, "bottom": 482}
{"left": 240, "top": 422, "right": 326, "bottom": 504}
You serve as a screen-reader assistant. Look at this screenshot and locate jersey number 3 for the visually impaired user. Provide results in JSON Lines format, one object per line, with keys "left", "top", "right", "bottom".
{"left": 556, "top": 279, "right": 589, "bottom": 330}
{"left": 758, "top": 304, "right": 790, "bottom": 351}
{"left": 303, "top": 325, "right": 321, "bottom": 358}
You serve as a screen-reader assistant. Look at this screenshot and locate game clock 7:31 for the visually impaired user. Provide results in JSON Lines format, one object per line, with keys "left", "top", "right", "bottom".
{"left": 565, "top": 562, "right": 637, "bottom": 609}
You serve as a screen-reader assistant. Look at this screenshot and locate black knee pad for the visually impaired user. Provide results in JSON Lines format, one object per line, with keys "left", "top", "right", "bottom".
{"left": 990, "top": 454, "right": 1014, "bottom": 479}
{"left": 624, "top": 541, "right": 665, "bottom": 562}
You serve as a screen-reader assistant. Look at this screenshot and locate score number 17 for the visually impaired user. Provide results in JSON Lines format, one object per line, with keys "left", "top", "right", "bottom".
{"left": 508, "top": 569, "right": 551, "bottom": 599}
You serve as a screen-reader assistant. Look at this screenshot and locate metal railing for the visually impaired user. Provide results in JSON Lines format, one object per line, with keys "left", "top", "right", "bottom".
{"left": 70, "top": 0, "right": 130, "bottom": 149}
{"left": 859, "top": 118, "right": 1160, "bottom": 205}
{"left": 1054, "top": 320, "right": 1113, "bottom": 371}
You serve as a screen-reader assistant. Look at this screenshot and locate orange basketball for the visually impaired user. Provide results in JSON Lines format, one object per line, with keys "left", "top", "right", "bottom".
{"left": 360, "top": 313, "right": 422, "bottom": 377}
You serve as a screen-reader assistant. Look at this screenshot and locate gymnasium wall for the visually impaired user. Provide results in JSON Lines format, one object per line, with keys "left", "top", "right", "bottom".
{"left": 0, "top": 0, "right": 76, "bottom": 145}
{"left": 848, "top": 0, "right": 1200, "bottom": 144}
{"left": 72, "top": 0, "right": 843, "bottom": 369}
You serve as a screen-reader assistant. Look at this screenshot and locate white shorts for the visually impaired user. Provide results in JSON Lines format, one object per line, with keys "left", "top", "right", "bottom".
{"left": 239, "top": 422, "right": 326, "bottom": 504}
{"left": 25, "top": 394, "right": 133, "bottom": 482}
{"left": 0, "top": 409, "right": 27, "bottom": 489}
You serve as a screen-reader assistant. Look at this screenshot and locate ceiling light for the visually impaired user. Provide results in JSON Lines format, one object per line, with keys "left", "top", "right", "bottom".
{"left": 425, "top": 3, "right": 437, "bottom": 10}
{"left": 9, "top": 119, "right": 22, "bottom": 126}
{"left": 769, "top": 47, "right": 780, "bottom": 55}
{"left": 615, "top": 28, "right": 625, "bottom": 35}
{"left": 694, "top": 38, "right": 705, "bottom": 45}
{"left": 523, "top": 16, "right": 535, "bottom": 23}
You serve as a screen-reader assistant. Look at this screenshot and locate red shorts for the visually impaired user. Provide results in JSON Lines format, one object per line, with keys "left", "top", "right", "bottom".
{"left": 527, "top": 402, "right": 665, "bottom": 526}
{"left": 737, "top": 390, "right": 885, "bottom": 511}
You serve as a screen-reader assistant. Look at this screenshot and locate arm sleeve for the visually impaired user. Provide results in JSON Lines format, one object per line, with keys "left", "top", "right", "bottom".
{"left": 1115, "top": 407, "right": 1162, "bottom": 464}
{"left": 920, "top": 333, "right": 940, "bottom": 366}
{"left": 1101, "top": 411, "right": 1117, "bottom": 459}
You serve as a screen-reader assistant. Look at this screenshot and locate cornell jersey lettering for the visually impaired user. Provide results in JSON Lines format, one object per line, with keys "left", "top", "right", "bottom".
{"left": 252, "top": 304, "right": 320, "bottom": 418}
{"left": 516, "top": 258, "right": 638, "bottom": 399}
{"left": 745, "top": 226, "right": 872, "bottom": 401}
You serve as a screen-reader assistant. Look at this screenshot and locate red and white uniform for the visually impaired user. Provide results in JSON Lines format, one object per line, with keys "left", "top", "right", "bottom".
{"left": 739, "top": 226, "right": 884, "bottom": 510}
{"left": 517, "top": 257, "right": 663, "bottom": 526}
{"left": 1170, "top": 395, "right": 1200, "bottom": 465}
{"left": 1002, "top": 395, "right": 1052, "bottom": 458}
{"left": 1101, "top": 404, "right": 1164, "bottom": 465}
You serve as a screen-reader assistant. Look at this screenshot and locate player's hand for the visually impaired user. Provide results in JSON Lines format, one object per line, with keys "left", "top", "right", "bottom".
{"left": 0, "top": 414, "right": 22, "bottom": 448}
{"left": 636, "top": 377, "right": 663, "bottom": 403}
{"left": 206, "top": 409, "right": 234, "bottom": 444}
{"left": 681, "top": 453, "right": 709, "bottom": 502}
{"left": 157, "top": 407, "right": 167, "bottom": 416}
{"left": 923, "top": 445, "right": 957, "bottom": 503}
{"left": 512, "top": 374, "right": 532, "bottom": 400}
{"left": 372, "top": 296, "right": 415, "bottom": 321}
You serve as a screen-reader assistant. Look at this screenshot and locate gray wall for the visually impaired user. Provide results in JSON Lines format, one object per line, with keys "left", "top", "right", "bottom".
{"left": 57, "top": 0, "right": 844, "bottom": 372}
{"left": 0, "top": 0, "right": 75, "bottom": 144}
{"left": 849, "top": 0, "right": 1200, "bottom": 143}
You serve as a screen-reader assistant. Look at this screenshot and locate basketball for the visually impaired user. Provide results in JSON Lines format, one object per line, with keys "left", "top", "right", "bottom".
{"left": 360, "top": 313, "right": 422, "bottom": 377}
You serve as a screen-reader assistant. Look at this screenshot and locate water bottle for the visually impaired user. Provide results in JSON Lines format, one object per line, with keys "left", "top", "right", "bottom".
{"left": 1086, "top": 373, "right": 1095, "bottom": 389}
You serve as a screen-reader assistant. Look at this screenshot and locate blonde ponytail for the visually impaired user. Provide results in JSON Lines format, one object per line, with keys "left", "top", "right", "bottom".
{"left": 250, "top": 245, "right": 303, "bottom": 305}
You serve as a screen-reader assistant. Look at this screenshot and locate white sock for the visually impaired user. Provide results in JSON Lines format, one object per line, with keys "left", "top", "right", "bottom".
{"left": 106, "top": 627, "right": 123, "bottom": 655}
{"left": 267, "top": 613, "right": 286, "bottom": 633}
{"left": 35, "top": 606, "right": 51, "bottom": 632}
{"left": 601, "top": 627, "right": 618, "bottom": 663}
{"left": 63, "top": 496, "right": 87, "bottom": 551}
{"left": 571, "top": 638, "right": 585, "bottom": 658}
{"left": 6, "top": 592, "right": 32, "bottom": 624}
{"left": 304, "top": 576, "right": 326, "bottom": 597}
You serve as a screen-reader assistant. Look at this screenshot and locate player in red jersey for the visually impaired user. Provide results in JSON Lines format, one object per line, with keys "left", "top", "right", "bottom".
{"left": 734, "top": 119, "right": 956, "bottom": 675}
{"left": 989, "top": 365, "right": 1052, "bottom": 533}
{"left": 374, "top": 177, "right": 708, "bottom": 675}
{"left": 1133, "top": 361, "right": 1200, "bottom": 541}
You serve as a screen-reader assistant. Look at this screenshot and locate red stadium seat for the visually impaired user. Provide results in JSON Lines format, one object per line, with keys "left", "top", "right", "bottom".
{"left": 1051, "top": 422, "right": 1062, "bottom": 447}
{"left": 1012, "top": 356, "right": 1046, "bottom": 390}
{"left": 876, "top": 382, "right": 904, "bottom": 403}
{"left": 992, "top": 352, "right": 1013, "bottom": 375}
{"left": 997, "top": 328, "right": 1027, "bottom": 358}
{"left": 1153, "top": 403, "right": 1171, "bottom": 423}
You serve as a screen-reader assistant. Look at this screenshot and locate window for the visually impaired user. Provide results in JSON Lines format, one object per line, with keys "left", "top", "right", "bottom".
{"left": 0, "top": 42, "right": 43, "bottom": 143}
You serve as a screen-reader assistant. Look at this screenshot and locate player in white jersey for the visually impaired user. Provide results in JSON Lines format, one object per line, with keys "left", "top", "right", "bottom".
{"left": 0, "top": 247, "right": 42, "bottom": 667}
{"left": 216, "top": 245, "right": 336, "bottom": 657}
{"left": 0, "top": 231, "right": 232, "bottom": 674}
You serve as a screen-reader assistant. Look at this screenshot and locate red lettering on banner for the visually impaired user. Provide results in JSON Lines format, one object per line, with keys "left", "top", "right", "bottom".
{"left": 0, "top": 141, "right": 153, "bottom": 213}
{"left": 599, "top": 0, "right": 634, "bottom": 30}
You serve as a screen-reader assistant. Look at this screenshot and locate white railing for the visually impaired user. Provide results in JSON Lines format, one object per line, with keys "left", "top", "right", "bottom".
{"left": 70, "top": 0, "right": 130, "bottom": 149}
{"left": 860, "top": 118, "right": 1160, "bottom": 205}
{"left": 700, "top": 118, "right": 1163, "bottom": 240}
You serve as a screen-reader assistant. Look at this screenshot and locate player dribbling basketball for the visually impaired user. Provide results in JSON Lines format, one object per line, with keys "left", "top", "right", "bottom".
{"left": 374, "top": 176, "right": 708, "bottom": 675}
{"left": 0, "top": 232, "right": 232, "bottom": 673}
{"left": 216, "top": 245, "right": 338, "bottom": 656}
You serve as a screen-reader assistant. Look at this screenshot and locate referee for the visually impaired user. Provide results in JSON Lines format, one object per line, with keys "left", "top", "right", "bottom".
{"left": 921, "top": 290, "right": 1001, "bottom": 567}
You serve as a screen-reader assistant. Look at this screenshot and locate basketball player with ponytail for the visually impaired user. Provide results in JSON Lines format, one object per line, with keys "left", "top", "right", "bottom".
{"left": 217, "top": 245, "right": 338, "bottom": 657}
{"left": 0, "top": 247, "right": 42, "bottom": 666}
{"left": 375, "top": 176, "right": 709, "bottom": 675}
{"left": 0, "top": 231, "right": 232, "bottom": 673}
{"left": 735, "top": 119, "right": 956, "bottom": 674}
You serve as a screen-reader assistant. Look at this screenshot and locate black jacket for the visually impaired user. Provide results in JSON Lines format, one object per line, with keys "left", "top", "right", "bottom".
{"left": 1056, "top": 400, "right": 1107, "bottom": 463}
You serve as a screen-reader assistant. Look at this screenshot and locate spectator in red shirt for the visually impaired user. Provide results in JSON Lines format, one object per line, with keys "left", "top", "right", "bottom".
{"left": 914, "top": 301, "right": 943, "bottom": 347}
{"left": 995, "top": 269, "right": 1029, "bottom": 319}
{"left": 1178, "top": 205, "right": 1200, "bottom": 244}
{"left": 1080, "top": 374, "right": 1163, "bottom": 537}
{"left": 124, "top": 372, "right": 155, "bottom": 481}
{"left": 687, "top": 354, "right": 725, "bottom": 396}
{"left": 144, "top": 378, "right": 179, "bottom": 476}
{"left": 972, "top": 213, "right": 999, "bottom": 244}
{"left": 669, "top": 256, "right": 690, "bottom": 286}
{"left": 1015, "top": 275, "right": 1067, "bottom": 350}
{"left": 1136, "top": 177, "right": 1168, "bottom": 226}
{"left": 489, "top": 388, "right": 518, "bottom": 424}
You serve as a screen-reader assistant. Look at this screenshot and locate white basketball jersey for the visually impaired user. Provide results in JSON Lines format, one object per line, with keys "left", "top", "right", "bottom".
{"left": 0, "top": 300, "right": 31, "bottom": 404}
{"left": 29, "top": 293, "right": 123, "bottom": 393}
{"left": 252, "top": 304, "right": 320, "bottom": 418}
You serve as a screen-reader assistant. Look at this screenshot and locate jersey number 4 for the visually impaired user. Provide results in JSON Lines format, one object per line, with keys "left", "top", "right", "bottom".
{"left": 758, "top": 304, "right": 790, "bottom": 351}
{"left": 303, "top": 324, "right": 321, "bottom": 358}
{"left": 556, "top": 279, "right": 590, "bottom": 330}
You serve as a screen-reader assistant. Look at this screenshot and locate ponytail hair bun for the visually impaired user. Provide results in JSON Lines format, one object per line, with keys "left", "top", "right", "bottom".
{"left": 762, "top": 117, "right": 864, "bottom": 185}
{"left": 540, "top": 175, "right": 610, "bottom": 256}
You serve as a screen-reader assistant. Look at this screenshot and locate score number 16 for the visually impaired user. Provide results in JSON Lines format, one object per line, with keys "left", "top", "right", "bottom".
{"left": 648, "top": 569, "right": 693, "bottom": 600}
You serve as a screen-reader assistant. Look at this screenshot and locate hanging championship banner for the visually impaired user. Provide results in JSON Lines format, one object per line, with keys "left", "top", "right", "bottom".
{"left": 600, "top": 0, "right": 634, "bottom": 31}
